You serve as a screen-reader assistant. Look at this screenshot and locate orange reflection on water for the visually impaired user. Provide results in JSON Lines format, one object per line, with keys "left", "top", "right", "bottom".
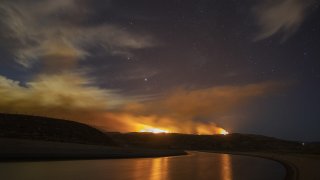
{"left": 132, "top": 157, "right": 168, "bottom": 180}
{"left": 150, "top": 157, "right": 168, "bottom": 180}
{"left": 221, "top": 154, "right": 233, "bottom": 180}
{"left": 132, "top": 159, "right": 147, "bottom": 179}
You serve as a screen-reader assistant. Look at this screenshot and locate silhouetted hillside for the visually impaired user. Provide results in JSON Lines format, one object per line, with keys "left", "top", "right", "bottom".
{"left": 108, "top": 132, "right": 318, "bottom": 153}
{"left": 0, "top": 113, "right": 117, "bottom": 146}
{"left": 1, "top": 113, "right": 319, "bottom": 154}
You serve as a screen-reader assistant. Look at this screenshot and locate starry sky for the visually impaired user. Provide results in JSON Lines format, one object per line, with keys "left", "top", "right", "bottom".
{"left": 0, "top": 0, "right": 319, "bottom": 141}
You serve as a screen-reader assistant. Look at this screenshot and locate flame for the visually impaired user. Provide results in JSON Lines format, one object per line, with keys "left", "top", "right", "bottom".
{"left": 217, "top": 128, "right": 229, "bottom": 135}
{"left": 139, "top": 127, "right": 169, "bottom": 134}
{"left": 115, "top": 114, "right": 229, "bottom": 135}
{"left": 138, "top": 125, "right": 229, "bottom": 135}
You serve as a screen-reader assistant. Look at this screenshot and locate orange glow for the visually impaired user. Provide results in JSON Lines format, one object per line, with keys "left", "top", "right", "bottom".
{"left": 140, "top": 127, "right": 169, "bottom": 134}
{"left": 139, "top": 126, "right": 169, "bottom": 134}
{"left": 217, "top": 128, "right": 229, "bottom": 135}
{"left": 107, "top": 113, "right": 230, "bottom": 135}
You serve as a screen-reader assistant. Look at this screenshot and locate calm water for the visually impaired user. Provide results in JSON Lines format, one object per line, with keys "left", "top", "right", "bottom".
{"left": 0, "top": 152, "right": 285, "bottom": 180}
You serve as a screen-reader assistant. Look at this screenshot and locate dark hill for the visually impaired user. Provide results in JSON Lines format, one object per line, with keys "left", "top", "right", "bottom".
{"left": 1, "top": 113, "right": 318, "bottom": 154}
{"left": 107, "top": 132, "right": 315, "bottom": 153}
{"left": 0, "top": 113, "right": 117, "bottom": 146}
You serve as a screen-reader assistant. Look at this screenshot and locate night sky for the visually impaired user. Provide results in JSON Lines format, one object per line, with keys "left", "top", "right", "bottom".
{"left": 0, "top": 0, "right": 320, "bottom": 141}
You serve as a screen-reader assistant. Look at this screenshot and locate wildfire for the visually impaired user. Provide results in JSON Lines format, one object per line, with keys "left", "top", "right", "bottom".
{"left": 139, "top": 127, "right": 169, "bottom": 134}
{"left": 217, "top": 128, "right": 229, "bottom": 135}
{"left": 136, "top": 122, "right": 229, "bottom": 135}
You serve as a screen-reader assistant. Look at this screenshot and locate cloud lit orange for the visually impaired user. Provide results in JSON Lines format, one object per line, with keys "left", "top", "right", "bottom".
{"left": 0, "top": 73, "right": 288, "bottom": 135}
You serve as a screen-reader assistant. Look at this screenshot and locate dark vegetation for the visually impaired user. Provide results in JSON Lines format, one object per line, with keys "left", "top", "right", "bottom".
{"left": 0, "top": 113, "right": 117, "bottom": 146}
{"left": 107, "top": 132, "right": 320, "bottom": 154}
{"left": 108, "top": 133, "right": 303, "bottom": 151}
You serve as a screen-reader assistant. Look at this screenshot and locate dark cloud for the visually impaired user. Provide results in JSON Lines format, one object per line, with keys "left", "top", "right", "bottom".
{"left": 254, "top": 0, "right": 316, "bottom": 41}
{"left": 0, "top": 0, "right": 155, "bottom": 68}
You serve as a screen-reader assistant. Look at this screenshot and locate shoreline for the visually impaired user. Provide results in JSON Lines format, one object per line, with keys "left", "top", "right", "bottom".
{"left": 204, "top": 151, "right": 320, "bottom": 180}
{"left": 204, "top": 151, "right": 297, "bottom": 180}
{"left": 0, "top": 153, "right": 188, "bottom": 163}
{"left": 0, "top": 138, "right": 187, "bottom": 162}
{"left": 245, "top": 153, "right": 298, "bottom": 180}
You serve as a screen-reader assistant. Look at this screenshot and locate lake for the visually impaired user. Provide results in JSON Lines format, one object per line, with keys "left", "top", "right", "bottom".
{"left": 0, "top": 152, "right": 286, "bottom": 180}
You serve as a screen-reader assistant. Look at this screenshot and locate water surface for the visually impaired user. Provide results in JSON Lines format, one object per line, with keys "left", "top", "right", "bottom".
{"left": 0, "top": 152, "right": 285, "bottom": 180}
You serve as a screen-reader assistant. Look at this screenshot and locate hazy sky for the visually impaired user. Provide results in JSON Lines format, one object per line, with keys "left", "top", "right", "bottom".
{"left": 0, "top": 0, "right": 319, "bottom": 141}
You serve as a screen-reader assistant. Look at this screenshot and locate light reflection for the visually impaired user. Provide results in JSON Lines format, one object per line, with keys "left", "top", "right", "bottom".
{"left": 150, "top": 157, "right": 168, "bottom": 180}
{"left": 221, "top": 154, "right": 233, "bottom": 180}
{"left": 132, "top": 157, "right": 168, "bottom": 180}
{"left": 132, "top": 159, "right": 152, "bottom": 179}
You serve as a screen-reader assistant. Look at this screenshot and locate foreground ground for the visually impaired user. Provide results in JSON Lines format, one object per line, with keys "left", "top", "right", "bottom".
{"left": 0, "top": 138, "right": 186, "bottom": 160}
